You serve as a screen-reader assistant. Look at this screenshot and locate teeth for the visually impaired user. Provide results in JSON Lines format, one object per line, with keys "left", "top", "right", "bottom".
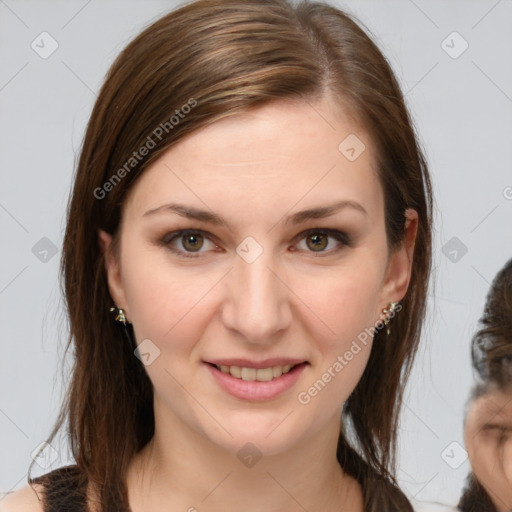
{"left": 216, "top": 364, "right": 299, "bottom": 381}
{"left": 241, "top": 367, "right": 257, "bottom": 381}
{"left": 229, "top": 366, "right": 242, "bottom": 378}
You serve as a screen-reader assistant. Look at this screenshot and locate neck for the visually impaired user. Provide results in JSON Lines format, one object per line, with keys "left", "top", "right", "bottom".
{"left": 126, "top": 401, "right": 363, "bottom": 512}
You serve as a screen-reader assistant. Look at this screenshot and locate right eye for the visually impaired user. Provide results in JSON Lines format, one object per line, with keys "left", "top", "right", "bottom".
{"left": 159, "top": 229, "right": 221, "bottom": 258}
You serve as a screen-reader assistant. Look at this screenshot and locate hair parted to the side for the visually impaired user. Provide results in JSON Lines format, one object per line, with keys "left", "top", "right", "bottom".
{"left": 28, "top": 1, "right": 433, "bottom": 510}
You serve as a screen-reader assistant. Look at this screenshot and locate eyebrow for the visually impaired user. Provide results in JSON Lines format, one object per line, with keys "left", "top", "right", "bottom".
{"left": 481, "top": 423, "right": 512, "bottom": 431}
{"left": 142, "top": 200, "right": 367, "bottom": 226}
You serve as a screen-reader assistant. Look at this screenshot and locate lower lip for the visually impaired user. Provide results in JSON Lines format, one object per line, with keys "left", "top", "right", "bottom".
{"left": 205, "top": 362, "right": 308, "bottom": 402}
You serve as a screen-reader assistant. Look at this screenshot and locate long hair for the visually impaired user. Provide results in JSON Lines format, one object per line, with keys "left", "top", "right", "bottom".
{"left": 28, "top": 1, "right": 433, "bottom": 510}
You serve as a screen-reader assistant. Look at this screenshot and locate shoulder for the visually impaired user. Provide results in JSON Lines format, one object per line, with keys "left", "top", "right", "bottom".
{"left": 0, "top": 483, "right": 46, "bottom": 512}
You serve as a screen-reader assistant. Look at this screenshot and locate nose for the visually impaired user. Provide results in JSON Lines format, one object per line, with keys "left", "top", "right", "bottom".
{"left": 220, "top": 248, "right": 292, "bottom": 346}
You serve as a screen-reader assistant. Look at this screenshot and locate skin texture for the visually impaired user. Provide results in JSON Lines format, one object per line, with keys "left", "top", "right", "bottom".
{"left": 0, "top": 484, "right": 45, "bottom": 512}
{"left": 465, "top": 387, "right": 512, "bottom": 512}
{"left": 98, "top": 95, "right": 418, "bottom": 512}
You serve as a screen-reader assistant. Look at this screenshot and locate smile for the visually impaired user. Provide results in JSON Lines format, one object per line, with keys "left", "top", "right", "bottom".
{"left": 214, "top": 363, "right": 298, "bottom": 381}
{"left": 205, "top": 362, "right": 308, "bottom": 401}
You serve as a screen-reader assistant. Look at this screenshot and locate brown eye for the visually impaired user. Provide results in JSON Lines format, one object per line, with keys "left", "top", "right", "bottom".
{"left": 306, "top": 233, "right": 328, "bottom": 251}
{"left": 182, "top": 233, "right": 204, "bottom": 252}
{"left": 159, "top": 229, "right": 218, "bottom": 258}
{"left": 294, "top": 229, "right": 350, "bottom": 255}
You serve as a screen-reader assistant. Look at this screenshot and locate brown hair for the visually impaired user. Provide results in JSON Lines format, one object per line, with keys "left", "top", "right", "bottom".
{"left": 459, "top": 257, "right": 512, "bottom": 511}
{"left": 471, "top": 257, "right": 512, "bottom": 386}
{"left": 28, "top": 1, "right": 433, "bottom": 510}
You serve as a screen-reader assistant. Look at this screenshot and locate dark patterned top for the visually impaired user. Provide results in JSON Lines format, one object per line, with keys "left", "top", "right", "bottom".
{"left": 30, "top": 465, "right": 88, "bottom": 512}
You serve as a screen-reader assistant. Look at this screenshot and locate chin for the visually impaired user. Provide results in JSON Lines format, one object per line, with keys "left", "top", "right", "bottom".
{"left": 201, "top": 413, "right": 309, "bottom": 459}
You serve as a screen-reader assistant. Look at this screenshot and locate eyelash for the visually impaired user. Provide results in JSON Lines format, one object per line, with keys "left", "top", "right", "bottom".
{"left": 498, "top": 429, "right": 511, "bottom": 444}
{"left": 158, "top": 228, "right": 352, "bottom": 259}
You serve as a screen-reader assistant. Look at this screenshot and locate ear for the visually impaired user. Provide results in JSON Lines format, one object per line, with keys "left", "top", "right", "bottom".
{"left": 378, "top": 208, "right": 418, "bottom": 308}
{"left": 98, "top": 229, "right": 130, "bottom": 318}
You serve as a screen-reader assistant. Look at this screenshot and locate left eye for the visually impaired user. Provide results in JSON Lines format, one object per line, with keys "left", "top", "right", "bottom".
{"left": 159, "top": 228, "right": 350, "bottom": 258}
{"left": 293, "top": 229, "right": 350, "bottom": 253}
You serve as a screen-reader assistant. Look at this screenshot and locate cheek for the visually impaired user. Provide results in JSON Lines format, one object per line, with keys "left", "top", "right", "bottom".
{"left": 465, "top": 418, "right": 487, "bottom": 467}
{"left": 292, "top": 263, "right": 381, "bottom": 406}
{"left": 467, "top": 434, "right": 511, "bottom": 496}
{"left": 120, "top": 244, "right": 218, "bottom": 346}
{"left": 122, "top": 233, "right": 384, "bottom": 358}
{"left": 476, "top": 449, "right": 512, "bottom": 509}
{"left": 299, "top": 258, "right": 384, "bottom": 343}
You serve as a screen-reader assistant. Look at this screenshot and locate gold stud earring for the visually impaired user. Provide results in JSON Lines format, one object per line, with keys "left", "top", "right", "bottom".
{"left": 382, "top": 301, "right": 400, "bottom": 335}
{"left": 110, "top": 306, "right": 127, "bottom": 325}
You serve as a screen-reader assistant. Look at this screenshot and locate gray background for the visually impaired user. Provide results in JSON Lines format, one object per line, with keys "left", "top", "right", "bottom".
{"left": 1, "top": 0, "right": 511, "bottom": 508}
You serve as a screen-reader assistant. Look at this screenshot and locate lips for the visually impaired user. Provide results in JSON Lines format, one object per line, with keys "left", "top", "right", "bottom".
{"left": 205, "top": 361, "right": 308, "bottom": 401}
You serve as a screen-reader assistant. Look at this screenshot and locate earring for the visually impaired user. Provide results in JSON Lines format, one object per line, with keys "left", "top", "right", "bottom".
{"left": 382, "top": 301, "right": 400, "bottom": 335}
{"left": 110, "top": 306, "right": 127, "bottom": 326}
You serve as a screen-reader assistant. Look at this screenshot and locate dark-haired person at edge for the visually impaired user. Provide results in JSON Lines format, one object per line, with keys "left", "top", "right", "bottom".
{"left": 458, "top": 258, "right": 512, "bottom": 512}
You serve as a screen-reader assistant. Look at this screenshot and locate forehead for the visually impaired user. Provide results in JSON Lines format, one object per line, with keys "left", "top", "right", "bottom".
{"left": 124, "top": 97, "right": 382, "bottom": 225}
{"left": 473, "top": 388, "right": 512, "bottom": 420}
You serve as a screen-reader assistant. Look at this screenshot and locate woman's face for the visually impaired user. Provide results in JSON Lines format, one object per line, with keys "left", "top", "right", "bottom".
{"left": 99, "top": 96, "right": 416, "bottom": 457}
{"left": 465, "top": 386, "right": 512, "bottom": 511}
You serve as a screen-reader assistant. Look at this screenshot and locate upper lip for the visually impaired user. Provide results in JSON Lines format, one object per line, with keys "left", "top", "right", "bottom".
{"left": 204, "top": 358, "right": 308, "bottom": 369}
